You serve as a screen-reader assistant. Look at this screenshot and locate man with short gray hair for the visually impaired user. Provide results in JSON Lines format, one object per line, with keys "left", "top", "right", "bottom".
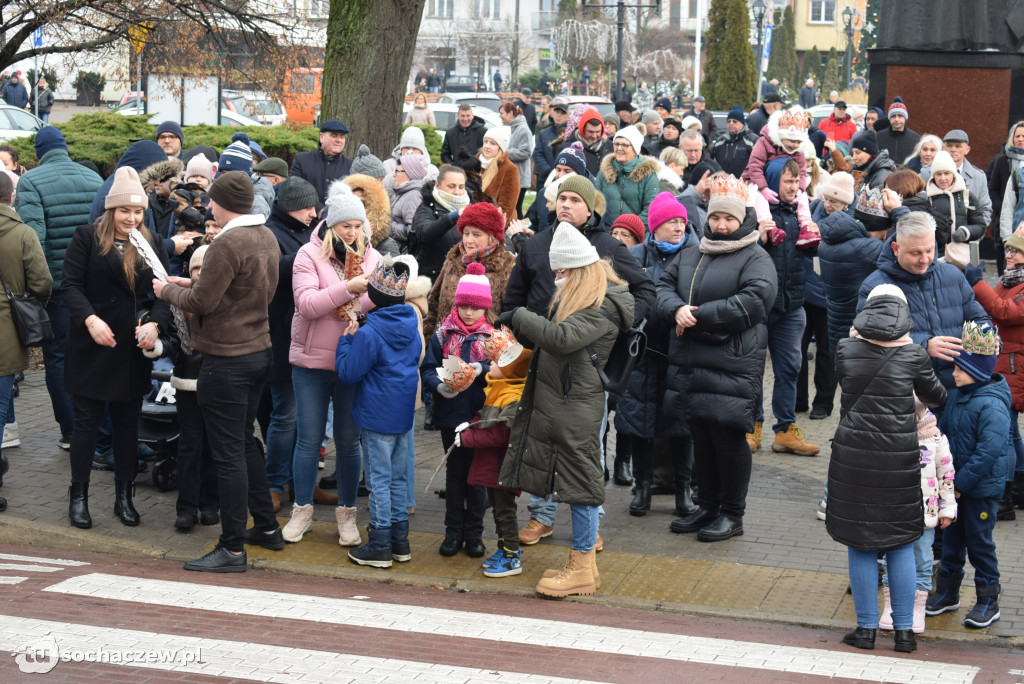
{"left": 858, "top": 211, "right": 989, "bottom": 388}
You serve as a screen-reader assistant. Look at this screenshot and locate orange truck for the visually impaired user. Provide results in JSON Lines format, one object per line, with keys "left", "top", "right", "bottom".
{"left": 283, "top": 68, "right": 323, "bottom": 125}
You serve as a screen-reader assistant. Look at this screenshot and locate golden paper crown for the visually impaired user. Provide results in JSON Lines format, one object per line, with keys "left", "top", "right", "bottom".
{"left": 778, "top": 109, "right": 809, "bottom": 133}
{"left": 482, "top": 326, "right": 524, "bottom": 366}
{"left": 369, "top": 256, "right": 409, "bottom": 297}
{"left": 961, "top": 321, "right": 999, "bottom": 356}
{"left": 708, "top": 174, "right": 748, "bottom": 202}
{"left": 436, "top": 355, "right": 476, "bottom": 393}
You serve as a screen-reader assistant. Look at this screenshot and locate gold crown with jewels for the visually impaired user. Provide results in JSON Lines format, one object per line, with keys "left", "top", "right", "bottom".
{"left": 708, "top": 174, "right": 748, "bottom": 202}
{"left": 778, "top": 109, "right": 809, "bottom": 134}
{"left": 961, "top": 321, "right": 999, "bottom": 356}
{"left": 369, "top": 256, "right": 409, "bottom": 297}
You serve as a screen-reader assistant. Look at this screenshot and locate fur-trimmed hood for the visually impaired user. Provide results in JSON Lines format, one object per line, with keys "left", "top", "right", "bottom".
{"left": 762, "top": 108, "right": 807, "bottom": 151}
{"left": 599, "top": 153, "right": 659, "bottom": 185}
{"left": 140, "top": 158, "right": 184, "bottom": 187}
{"left": 342, "top": 173, "right": 392, "bottom": 248}
{"left": 655, "top": 161, "right": 683, "bottom": 192}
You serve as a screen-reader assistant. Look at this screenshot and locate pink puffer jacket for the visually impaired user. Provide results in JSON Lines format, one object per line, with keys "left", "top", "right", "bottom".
{"left": 290, "top": 228, "right": 381, "bottom": 370}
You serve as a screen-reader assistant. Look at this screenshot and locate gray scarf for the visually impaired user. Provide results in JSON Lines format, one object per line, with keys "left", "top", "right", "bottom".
{"left": 1006, "top": 145, "right": 1024, "bottom": 175}
{"left": 699, "top": 229, "right": 760, "bottom": 254}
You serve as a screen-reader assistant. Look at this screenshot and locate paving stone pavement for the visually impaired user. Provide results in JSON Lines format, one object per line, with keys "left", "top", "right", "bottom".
{"left": 2, "top": 364, "right": 1022, "bottom": 643}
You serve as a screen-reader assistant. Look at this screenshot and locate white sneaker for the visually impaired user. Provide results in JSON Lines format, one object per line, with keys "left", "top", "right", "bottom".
{"left": 2, "top": 422, "right": 19, "bottom": 449}
{"left": 57, "top": 437, "right": 70, "bottom": 450}
{"left": 335, "top": 506, "right": 362, "bottom": 546}
{"left": 282, "top": 503, "right": 314, "bottom": 543}
{"left": 816, "top": 498, "right": 827, "bottom": 521}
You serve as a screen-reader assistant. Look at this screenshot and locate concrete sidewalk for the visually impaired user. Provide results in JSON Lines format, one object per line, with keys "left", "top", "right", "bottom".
{"left": 2, "top": 369, "right": 1022, "bottom": 646}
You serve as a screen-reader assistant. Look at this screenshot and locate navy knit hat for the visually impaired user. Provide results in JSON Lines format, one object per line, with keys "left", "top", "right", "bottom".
{"left": 851, "top": 129, "right": 879, "bottom": 156}
{"left": 555, "top": 142, "right": 588, "bottom": 177}
{"left": 727, "top": 106, "right": 746, "bottom": 124}
{"left": 156, "top": 121, "right": 184, "bottom": 144}
{"left": 34, "top": 126, "right": 67, "bottom": 158}
{"left": 218, "top": 132, "right": 253, "bottom": 175}
{"left": 654, "top": 97, "right": 673, "bottom": 112}
{"left": 954, "top": 321, "right": 1000, "bottom": 383}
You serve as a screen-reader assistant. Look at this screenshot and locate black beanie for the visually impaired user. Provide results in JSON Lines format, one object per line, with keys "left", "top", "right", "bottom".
{"left": 275, "top": 177, "right": 318, "bottom": 212}
{"left": 208, "top": 171, "right": 254, "bottom": 215}
{"left": 851, "top": 129, "right": 879, "bottom": 156}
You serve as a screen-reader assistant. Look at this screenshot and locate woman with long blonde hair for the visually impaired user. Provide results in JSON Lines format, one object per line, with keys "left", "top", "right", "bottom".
{"left": 62, "top": 166, "right": 172, "bottom": 529}
{"left": 477, "top": 126, "right": 520, "bottom": 224}
{"left": 286, "top": 183, "right": 381, "bottom": 547}
{"left": 499, "top": 223, "right": 633, "bottom": 599}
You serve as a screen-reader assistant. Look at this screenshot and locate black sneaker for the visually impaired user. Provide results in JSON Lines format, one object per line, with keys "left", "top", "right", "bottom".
{"left": 243, "top": 526, "right": 285, "bottom": 551}
{"left": 174, "top": 512, "right": 198, "bottom": 530}
{"left": 199, "top": 509, "right": 220, "bottom": 526}
{"left": 392, "top": 540, "right": 412, "bottom": 562}
{"left": 184, "top": 546, "right": 247, "bottom": 573}
{"left": 809, "top": 407, "right": 832, "bottom": 420}
{"left": 349, "top": 544, "right": 393, "bottom": 568}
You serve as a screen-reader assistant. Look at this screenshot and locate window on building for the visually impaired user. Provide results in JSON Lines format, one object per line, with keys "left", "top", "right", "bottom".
{"left": 308, "top": 0, "right": 328, "bottom": 18}
{"left": 428, "top": 0, "right": 454, "bottom": 17}
{"left": 689, "top": 0, "right": 698, "bottom": 17}
{"left": 473, "top": 0, "right": 500, "bottom": 17}
{"left": 809, "top": 0, "right": 836, "bottom": 23}
{"left": 669, "top": 0, "right": 680, "bottom": 29}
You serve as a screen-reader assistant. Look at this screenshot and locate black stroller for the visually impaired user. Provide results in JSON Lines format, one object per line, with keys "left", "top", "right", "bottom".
{"left": 139, "top": 357, "right": 179, "bottom": 491}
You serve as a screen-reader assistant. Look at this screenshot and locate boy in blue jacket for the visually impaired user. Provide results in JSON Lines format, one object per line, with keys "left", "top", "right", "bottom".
{"left": 927, "top": 321, "right": 1010, "bottom": 628}
{"left": 336, "top": 258, "right": 422, "bottom": 569}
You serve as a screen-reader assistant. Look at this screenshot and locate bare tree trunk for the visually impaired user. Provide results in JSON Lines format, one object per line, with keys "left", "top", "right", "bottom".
{"left": 323, "top": 0, "right": 427, "bottom": 156}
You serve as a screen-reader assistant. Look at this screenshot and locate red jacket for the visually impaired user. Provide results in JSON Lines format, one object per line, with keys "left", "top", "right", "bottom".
{"left": 464, "top": 420, "right": 519, "bottom": 493}
{"left": 973, "top": 280, "right": 1024, "bottom": 412}
{"left": 818, "top": 114, "right": 857, "bottom": 144}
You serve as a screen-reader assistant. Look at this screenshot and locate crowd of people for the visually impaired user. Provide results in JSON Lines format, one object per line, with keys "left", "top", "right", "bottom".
{"left": 0, "top": 93, "right": 1022, "bottom": 644}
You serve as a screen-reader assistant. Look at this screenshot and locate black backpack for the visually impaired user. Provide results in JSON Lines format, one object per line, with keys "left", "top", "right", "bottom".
{"left": 586, "top": 308, "right": 646, "bottom": 397}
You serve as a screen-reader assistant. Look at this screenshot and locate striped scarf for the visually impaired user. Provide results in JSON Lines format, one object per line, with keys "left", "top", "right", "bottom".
{"left": 128, "top": 229, "right": 192, "bottom": 354}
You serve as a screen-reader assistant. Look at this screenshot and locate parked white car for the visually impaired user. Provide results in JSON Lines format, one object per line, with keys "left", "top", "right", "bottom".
{"left": 224, "top": 91, "right": 286, "bottom": 126}
{"left": 113, "top": 98, "right": 264, "bottom": 127}
{"left": 0, "top": 105, "right": 44, "bottom": 141}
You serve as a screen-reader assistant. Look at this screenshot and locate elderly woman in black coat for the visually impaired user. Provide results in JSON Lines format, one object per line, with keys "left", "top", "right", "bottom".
{"left": 62, "top": 167, "right": 172, "bottom": 529}
{"left": 656, "top": 174, "right": 777, "bottom": 542}
{"left": 829, "top": 284, "right": 946, "bottom": 654}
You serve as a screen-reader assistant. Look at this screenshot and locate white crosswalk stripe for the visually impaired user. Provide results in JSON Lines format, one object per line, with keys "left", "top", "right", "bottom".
{"left": 0, "top": 553, "right": 90, "bottom": 566}
{"left": 0, "top": 563, "right": 66, "bottom": 573}
{"left": 0, "top": 577, "right": 28, "bottom": 585}
{"left": 0, "top": 615, "right": 604, "bottom": 683}
{"left": 44, "top": 572, "right": 979, "bottom": 684}
{"left": 0, "top": 554, "right": 89, "bottom": 585}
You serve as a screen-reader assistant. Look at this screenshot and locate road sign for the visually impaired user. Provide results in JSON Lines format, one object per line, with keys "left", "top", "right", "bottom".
{"left": 32, "top": 28, "right": 42, "bottom": 47}
{"left": 762, "top": 24, "right": 773, "bottom": 63}
{"left": 128, "top": 23, "right": 153, "bottom": 55}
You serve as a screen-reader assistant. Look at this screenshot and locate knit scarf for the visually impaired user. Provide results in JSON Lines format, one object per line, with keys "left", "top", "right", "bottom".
{"left": 650, "top": 235, "right": 686, "bottom": 255}
{"left": 432, "top": 185, "right": 470, "bottom": 213}
{"left": 699, "top": 229, "right": 760, "bottom": 254}
{"left": 1006, "top": 145, "right": 1024, "bottom": 175}
{"left": 128, "top": 228, "right": 192, "bottom": 354}
{"left": 439, "top": 307, "right": 493, "bottom": 362}
{"left": 1001, "top": 266, "right": 1024, "bottom": 289}
{"left": 478, "top": 154, "right": 494, "bottom": 170}
{"left": 460, "top": 241, "right": 499, "bottom": 267}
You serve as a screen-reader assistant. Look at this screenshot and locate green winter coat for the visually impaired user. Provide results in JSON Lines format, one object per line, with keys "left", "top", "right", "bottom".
{"left": 0, "top": 204, "right": 52, "bottom": 375}
{"left": 498, "top": 284, "right": 633, "bottom": 506}
{"left": 595, "top": 154, "right": 660, "bottom": 227}
{"left": 15, "top": 149, "right": 103, "bottom": 289}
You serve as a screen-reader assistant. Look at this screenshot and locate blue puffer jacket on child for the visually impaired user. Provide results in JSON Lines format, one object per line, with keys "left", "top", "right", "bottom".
{"left": 938, "top": 374, "right": 1012, "bottom": 499}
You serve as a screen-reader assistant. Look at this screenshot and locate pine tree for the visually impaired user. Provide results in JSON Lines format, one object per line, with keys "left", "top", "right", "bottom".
{"left": 855, "top": 0, "right": 881, "bottom": 78}
{"left": 701, "top": 0, "right": 757, "bottom": 110}
{"left": 801, "top": 45, "right": 822, "bottom": 84}
{"left": 765, "top": 6, "right": 798, "bottom": 91}
{"left": 822, "top": 47, "right": 841, "bottom": 97}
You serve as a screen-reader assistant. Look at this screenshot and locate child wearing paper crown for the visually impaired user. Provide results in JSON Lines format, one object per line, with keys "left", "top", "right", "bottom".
{"left": 741, "top": 108, "right": 819, "bottom": 249}
{"left": 336, "top": 257, "right": 421, "bottom": 570}
{"left": 453, "top": 328, "right": 533, "bottom": 577}
{"left": 928, "top": 320, "right": 1011, "bottom": 630}
{"left": 420, "top": 263, "right": 495, "bottom": 558}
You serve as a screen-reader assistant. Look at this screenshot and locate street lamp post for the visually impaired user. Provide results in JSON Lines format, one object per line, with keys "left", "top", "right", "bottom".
{"left": 586, "top": 0, "right": 662, "bottom": 102}
{"left": 841, "top": 5, "right": 859, "bottom": 88}
{"left": 753, "top": 0, "right": 767, "bottom": 103}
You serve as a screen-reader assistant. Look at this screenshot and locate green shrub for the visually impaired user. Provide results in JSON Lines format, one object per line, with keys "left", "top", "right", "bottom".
{"left": 12, "top": 112, "right": 322, "bottom": 176}
{"left": 518, "top": 69, "right": 543, "bottom": 94}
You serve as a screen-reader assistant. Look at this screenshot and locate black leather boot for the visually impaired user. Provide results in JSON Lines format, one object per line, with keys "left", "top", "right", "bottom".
{"left": 612, "top": 436, "right": 632, "bottom": 486}
{"left": 996, "top": 483, "right": 1016, "bottom": 521}
{"left": 114, "top": 479, "right": 140, "bottom": 526}
{"left": 842, "top": 627, "right": 876, "bottom": 650}
{"left": 1013, "top": 471, "right": 1024, "bottom": 509}
{"left": 893, "top": 630, "right": 916, "bottom": 653}
{"left": 629, "top": 480, "right": 651, "bottom": 516}
{"left": 69, "top": 481, "right": 92, "bottom": 529}
{"left": 628, "top": 437, "right": 651, "bottom": 516}
{"left": 673, "top": 438, "right": 698, "bottom": 516}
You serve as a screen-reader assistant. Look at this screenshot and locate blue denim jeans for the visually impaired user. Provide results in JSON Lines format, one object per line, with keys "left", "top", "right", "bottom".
{"left": 571, "top": 504, "right": 600, "bottom": 552}
{"left": 405, "top": 424, "right": 416, "bottom": 509}
{"left": 42, "top": 289, "right": 74, "bottom": 439}
{"left": 291, "top": 366, "right": 360, "bottom": 507}
{"left": 264, "top": 380, "right": 296, "bottom": 494}
{"left": 881, "top": 528, "right": 935, "bottom": 592}
{"left": 1011, "top": 411, "right": 1024, "bottom": 475}
{"left": 756, "top": 307, "right": 807, "bottom": 433}
{"left": 361, "top": 428, "right": 410, "bottom": 529}
{"left": 0, "top": 374, "right": 13, "bottom": 457}
{"left": 849, "top": 543, "right": 915, "bottom": 630}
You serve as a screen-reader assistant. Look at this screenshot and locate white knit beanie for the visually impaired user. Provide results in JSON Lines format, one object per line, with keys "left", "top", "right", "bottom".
{"left": 325, "top": 182, "right": 367, "bottom": 228}
{"left": 484, "top": 125, "right": 511, "bottom": 153}
{"left": 614, "top": 125, "right": 643, "bottom": 156}
{"left": 184, "top": 154, "right": 214, "bottom": 185}
{"left": 549, "top": 222, "right": 599, "bottom": 270}
{"left": 822, "top": 172, "right": 855, "bottom": 206}
{"left": 867, "top": 283, "right": 907, "bottom": 303}
{"left": 929, "top": 150, "right": 958, "bottom": 177}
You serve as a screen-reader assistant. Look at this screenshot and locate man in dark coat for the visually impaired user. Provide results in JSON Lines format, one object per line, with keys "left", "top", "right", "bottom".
{"left": 858, "top": 211, "right": 990, "bottom": 389}
{"left": 747, "top": 93, "right": 781, "bottom": 136}
{"left": 440, "top": 104, "right": 486, "bottom": 164}
{"left": 679, "top": 130, "right": 721, "bottom": 185}
{"left": 711, "top": 107, "right": 758, "bottom": 177}
{"left": 291, "top": 119, "right": 354, "bottom": 203}
{"left": 683, "top": 95, "right": 717, "bottom": 142}
{"left": 1, "top": 73, "right": 28, "bottom": 108}
{"left": 515, "top": 87, "right": 537, "bottom": 131}
{"left": 875, "top": 97, "right": 921, "bottom": 165}
{"left": 753, "top": 158, "right": 819, "bottom": 457}
{"left": 798, "top": 78, "right": 817, "bottom": 109}
{"left": 532, "top": 97, "right": 570, "bottom": 182}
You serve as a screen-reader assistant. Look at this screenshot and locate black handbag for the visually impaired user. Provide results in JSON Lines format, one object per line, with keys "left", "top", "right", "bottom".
{"left": 0, "top": 261, "right": 52, "bottom": 347}
{"left": 586, "top": 308, "right": 647, "bottom": 397}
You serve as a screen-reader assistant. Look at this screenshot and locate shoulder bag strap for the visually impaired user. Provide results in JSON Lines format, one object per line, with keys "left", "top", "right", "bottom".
{"left": 839, "top": 346, "right": 900, "bottom": 424}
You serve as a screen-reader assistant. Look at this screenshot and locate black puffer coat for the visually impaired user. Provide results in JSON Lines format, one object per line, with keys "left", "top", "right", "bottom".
{"left": 615, "top": 232, "right": 699, "bottom": 439}
{"left": 410, "top": 181, "right": 462, "bottom": 282}
{"left": 656, "top": 212, "right": 777, "bottom": 432}
{"left": 827, "top": 294, "right": 947, "bottom": 553}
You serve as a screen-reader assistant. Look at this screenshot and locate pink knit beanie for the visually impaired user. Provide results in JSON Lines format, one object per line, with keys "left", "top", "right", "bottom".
{"left": 646, "top": 191, "right": 687, "bottom": 234}
{"left": 454, "top": 262, "right": 493, "bottom": 309}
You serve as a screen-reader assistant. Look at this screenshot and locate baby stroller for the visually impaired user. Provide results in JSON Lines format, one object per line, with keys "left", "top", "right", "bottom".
{"left": 139, "top": 357, "right": 179, "bottom": 491}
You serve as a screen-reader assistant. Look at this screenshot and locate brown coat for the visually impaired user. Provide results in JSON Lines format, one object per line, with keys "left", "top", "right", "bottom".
{"left": 0, "top": 204, "right": 52, "bottom": 376}
{"left": 423, "top": 244, "right": 515, "bottom": 340}
{"left": 405, "top": 271, "right": 432, "bottom": 410}
{"left": 481, "top": 154, "right": 520, "bottom": 225}
{"left": 342, "top": 174, "right": 391, "bottom": 248}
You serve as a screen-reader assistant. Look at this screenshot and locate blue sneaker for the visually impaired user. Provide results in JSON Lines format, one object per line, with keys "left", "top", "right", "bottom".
{"left": 483, "top": 549, "right": 522, "bottom": 577}
{"left": 482, "top": 547, "right": 505, "bottom": 569}
{"left": 91, "top": 448, "right": 114, "bottom": 471}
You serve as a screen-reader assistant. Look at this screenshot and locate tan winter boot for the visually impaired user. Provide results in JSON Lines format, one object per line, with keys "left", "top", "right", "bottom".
{"left": 536, "top": 549, "right": 597, "bottom": 598}
{"left": 746, "top": 420, "right": 763, "bottom": 453}
{"left": 270, "top": 490, "right": 282, "bottom": 513}
{"left": 282, "top": 503, "right": 314, "bottom": 542}
{"left": 542, "top": 542, "right": 601, "bottom": 589}
{"left": 335, "top": 506, "right": 362, "bottom": 547}
{"left": 314, "top": 486, "right": 339, "bottom": 505}
{"left": 771, "top": 424, "right": 820, "bottom": 456}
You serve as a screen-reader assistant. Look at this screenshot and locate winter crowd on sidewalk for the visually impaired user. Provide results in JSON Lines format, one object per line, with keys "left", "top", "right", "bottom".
{"left": 0, "top": 96, "right": 1022, "bottom": 649}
